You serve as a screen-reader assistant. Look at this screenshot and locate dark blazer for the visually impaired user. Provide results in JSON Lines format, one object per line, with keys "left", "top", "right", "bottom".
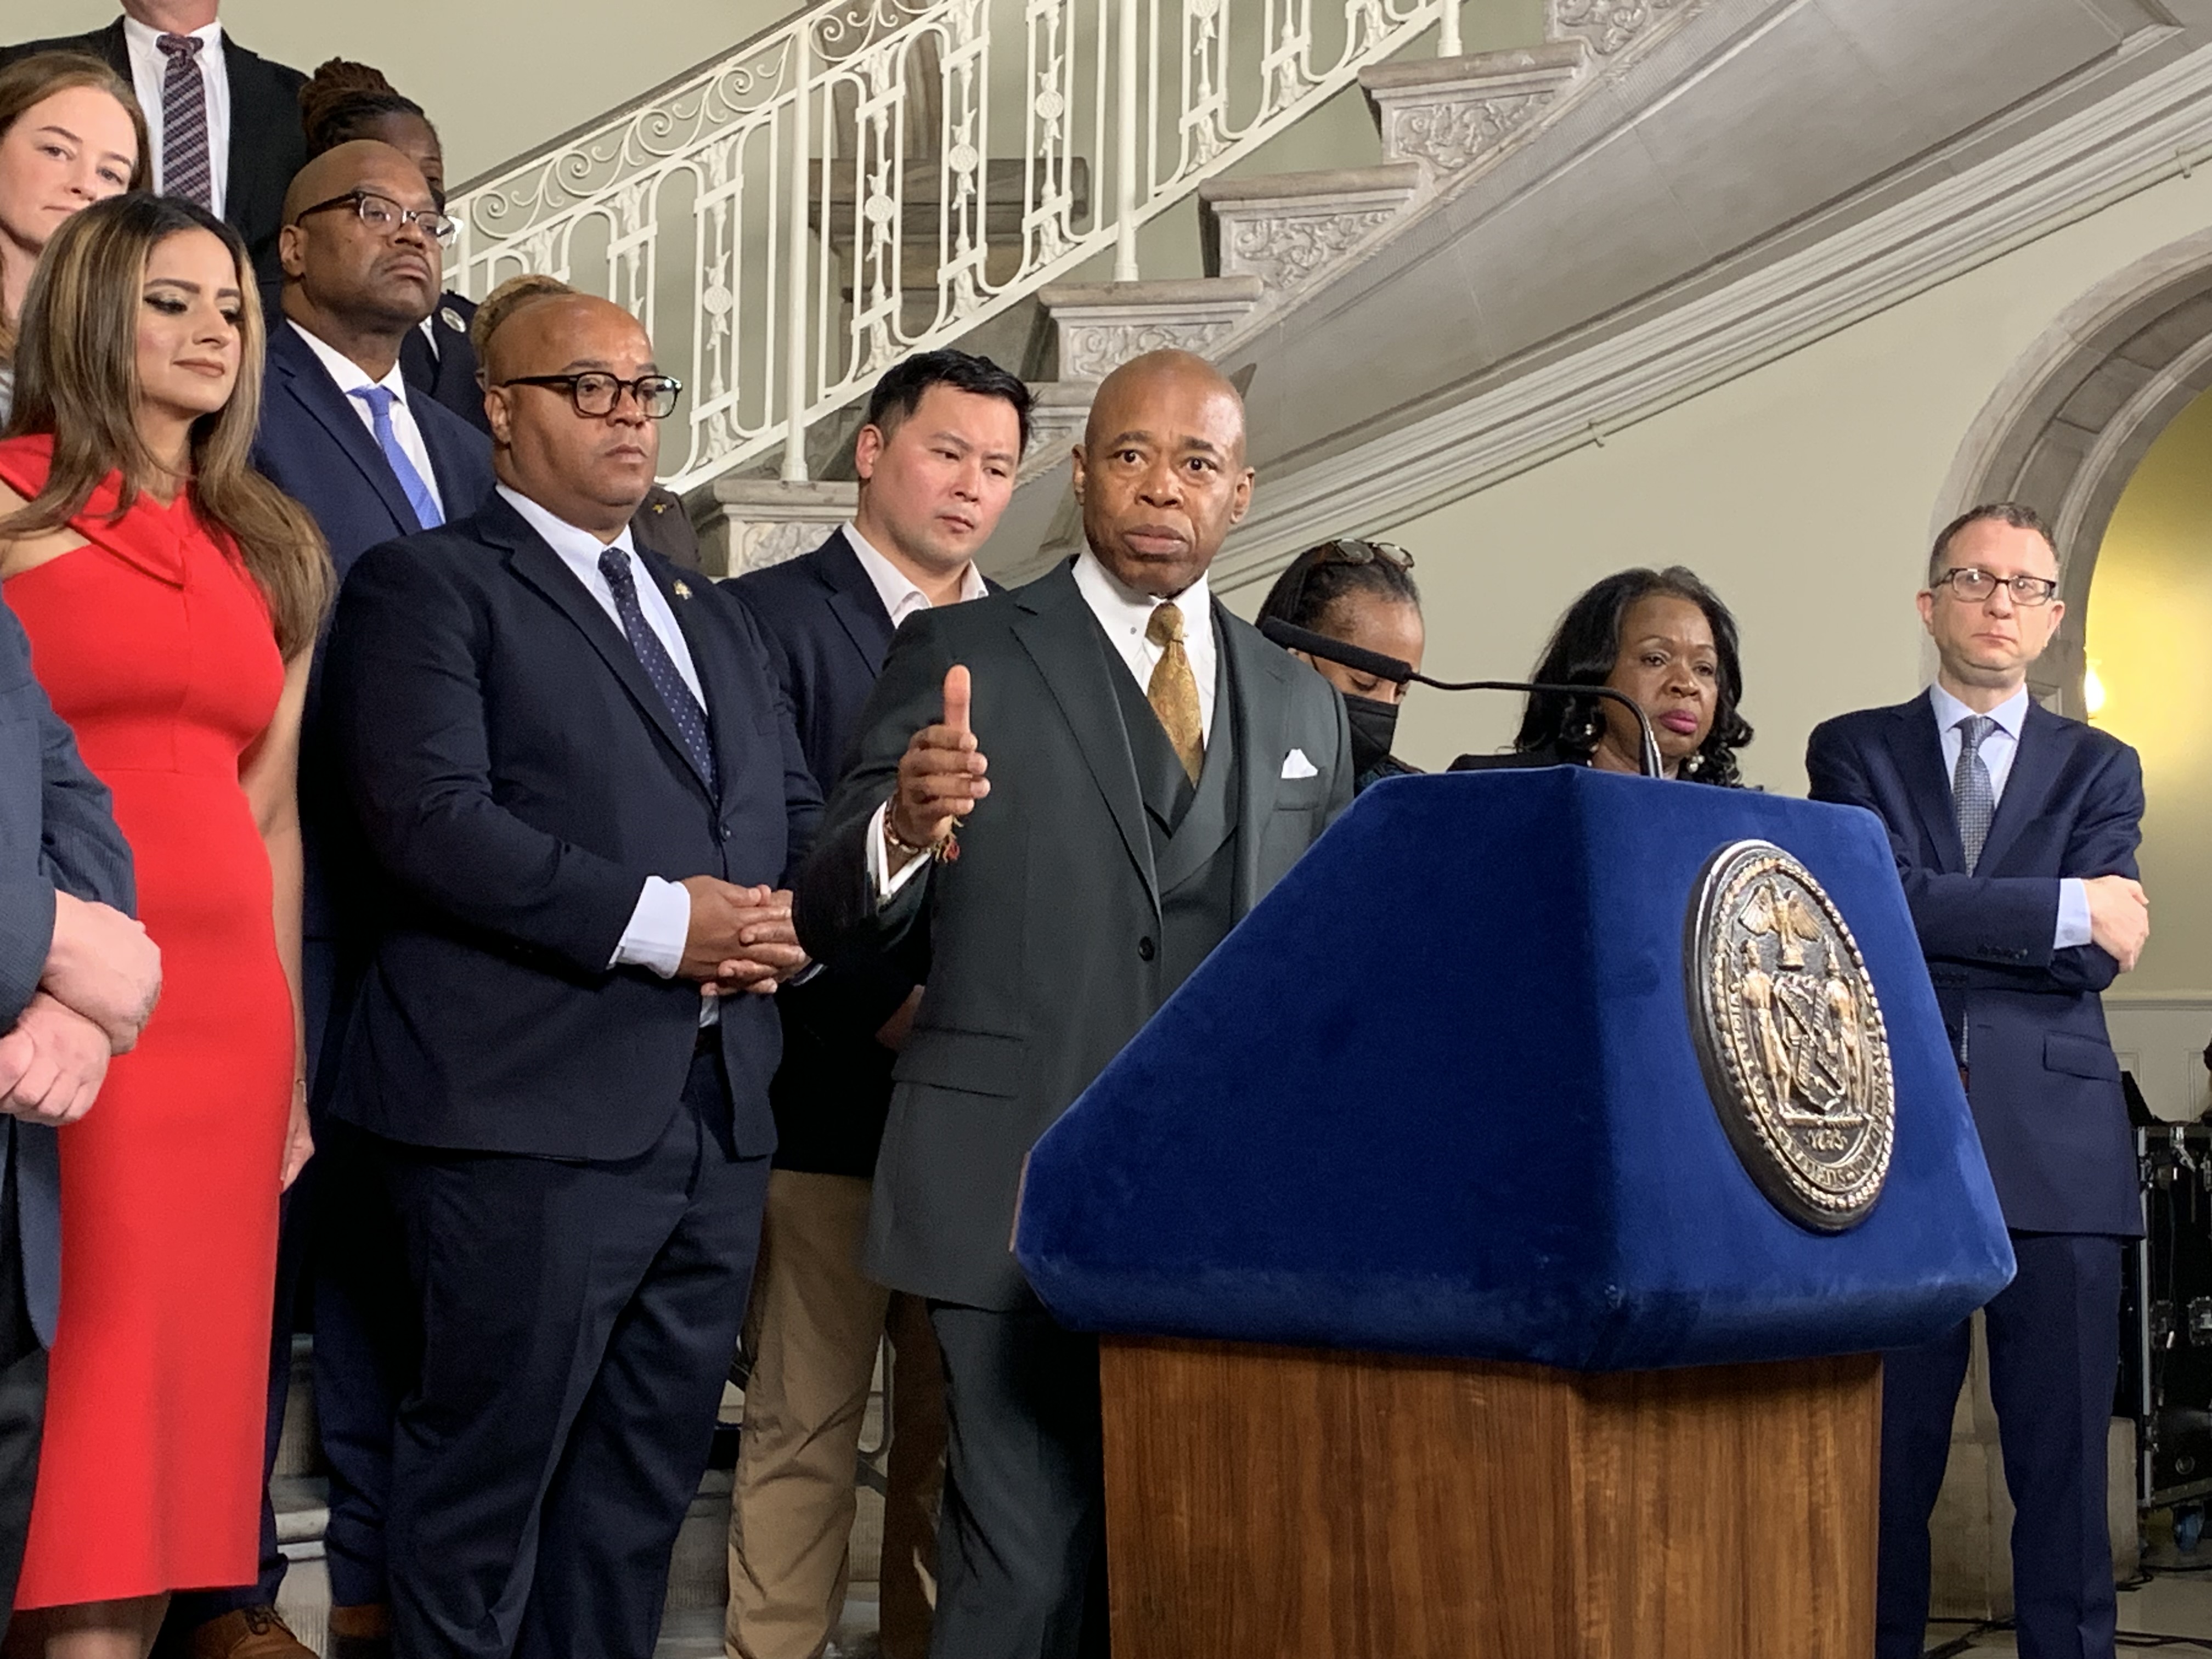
{"left": 1805, "top": 693, "right": 2144, "bottom": 1237}
{"left": 0, "top": 603, "right": 134, "bottom": 1345}
{"left": 324, "top": 491, "right": 821, "bottom": 1163}
{"left": 398, "top": 291, "right": 484, "bottom": 432}
{"left": 252, "top": 319, "right": 495, "bottom": 969}
{"left": 731, "top": 530, "right": 964, "bottom": 1176}
{"left": 795, "top": 557, "right": 1353, "bottom": 1308}
{"left": 1448, "top": 740, "right": 1586, "bottom": 771}
{"left": 2, "top": 19, "right": 306, "bottom": 279}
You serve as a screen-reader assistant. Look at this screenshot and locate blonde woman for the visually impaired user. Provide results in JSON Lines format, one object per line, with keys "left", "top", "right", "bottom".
{"left": 0, "top": 52, "right": 145, "bottom": 422}
{"left": 0, "top": 193, "right": 329, "bottom": 1659}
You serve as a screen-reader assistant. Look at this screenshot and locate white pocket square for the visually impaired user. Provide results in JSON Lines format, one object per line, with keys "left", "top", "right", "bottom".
{"left": 1280, "top": 748, "right": 1318, "bottom": 780}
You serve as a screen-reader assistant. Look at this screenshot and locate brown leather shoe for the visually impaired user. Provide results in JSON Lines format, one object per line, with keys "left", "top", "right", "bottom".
{"left": 327, "top": 1601, "right": 394, "bottom": 1659}
{"left": 187, "top": 1607, "right": 317, "bottom": 1659}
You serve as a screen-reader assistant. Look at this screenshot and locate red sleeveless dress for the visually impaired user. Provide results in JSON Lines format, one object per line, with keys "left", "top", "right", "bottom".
{"left": 0, "top": 436, "right": 292, "bottom": 1602}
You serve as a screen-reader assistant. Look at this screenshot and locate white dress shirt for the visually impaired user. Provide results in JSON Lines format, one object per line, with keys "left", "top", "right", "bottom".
{"left": 1926, "top": 682, "right": 2091, "bottom": 950}
{"left": 123, "top": 15, "right": 229, "bottom": 216}
{"left": 291, "top": 324, "right": 445, "bottom": 519}
{"left": 845, "top": 522, "right": 988, "bottom": 627}
{"left": 498, "top": 486, "right": 707, "bottom": 984}
{"left": 870, "top": 549, "right": 1216, "bottom": 901}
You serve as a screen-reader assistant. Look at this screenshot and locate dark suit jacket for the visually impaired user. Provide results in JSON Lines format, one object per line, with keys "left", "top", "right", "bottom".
{"left": 2, "top": 19, "right": 306, "bottom": 279}
{"left": 1448, "top": 740, "right": 1586, "bottom": 771}
{"left": 398, "top": 291, "right": 483, "bottom": 432}
{"left": 253, "top": 320, "right": 495, "bottom": 956}
{"left": 0, "top": 602, "right": 134, "bottom": 1345}
{"left": 795, "top": 557, "right": 1353, "bottom": 1308}
{"left": 1806, "top": 693, "right": 2144, "bottom": 1237}
{"left": 324, "top": 491, "right": 820, "bottom": 1163}
{"left": 732, "top": 530, "right": 980, "bottom": 1177}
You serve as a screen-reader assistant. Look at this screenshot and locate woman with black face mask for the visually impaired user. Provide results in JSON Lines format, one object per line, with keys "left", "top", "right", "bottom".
{"left": 1256, "top": 538, "right": 1424, "bottom": 792}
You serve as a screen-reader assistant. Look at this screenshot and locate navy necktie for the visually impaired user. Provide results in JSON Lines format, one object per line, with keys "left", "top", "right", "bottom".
{"left": 1953, "top": 714, "right": 1997, "bottom": 873}
{"left": 349, "top": 386, "right": 443, "bottom": 531}
{"left": 598, "top": 548, "right": 716, "bottom": 793}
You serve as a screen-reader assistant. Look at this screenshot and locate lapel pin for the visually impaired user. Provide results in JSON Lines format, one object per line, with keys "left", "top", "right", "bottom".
{"left": 651, "top": 500, "right": 669, "bottom": 515}
{"left": 439, "top": 306, "right": 466, "bottom": 333}
{"left": 673, "top": 579, "right": 693, "bottom": 600}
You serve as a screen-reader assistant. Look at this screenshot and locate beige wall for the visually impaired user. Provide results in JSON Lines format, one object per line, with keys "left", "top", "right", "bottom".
{"left": 2084, "top": 386, "right": 2212, "bottom": 998}
{"left": 5, "top": 0, "right": 795, "bottom": 182}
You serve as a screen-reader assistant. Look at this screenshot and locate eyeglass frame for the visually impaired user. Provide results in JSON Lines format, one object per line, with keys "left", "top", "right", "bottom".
{"left": 1928, "top": 565, "right": 2061, "bottom": 607}
{"left": 290, "top": 188, "right": 458, "bottom": 246}
{"left": 498, "top": 371, "right": 685, "bottom": 421}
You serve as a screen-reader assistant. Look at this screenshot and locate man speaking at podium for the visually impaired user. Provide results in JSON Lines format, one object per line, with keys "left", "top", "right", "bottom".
{"left": 795, "top": 349, "right": 1351, "bottom": 1659}
{"left": 1807, "top": 503, "right": 2149, "bottom": 1659}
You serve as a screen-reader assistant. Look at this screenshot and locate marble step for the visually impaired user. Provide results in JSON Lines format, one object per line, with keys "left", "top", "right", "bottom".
{"left": 1035, "top": 275, "right": 1268, "bottom": 386}
{"left": 1198, "top": 163, "right": 1425, "bottom": 296}
{"left": 1359, "top": 40, "right": 1587, "bottom": 185}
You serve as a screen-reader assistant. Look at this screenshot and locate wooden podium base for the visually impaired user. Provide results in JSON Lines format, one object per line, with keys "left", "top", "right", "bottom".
{"left": 1099, "top": 1336, "right": 1879, "bottom": 1659}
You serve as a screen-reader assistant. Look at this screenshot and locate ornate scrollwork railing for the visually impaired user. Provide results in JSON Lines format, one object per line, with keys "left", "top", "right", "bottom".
{"left": 446, "top": 0, "right": 1457, "bottom": 492}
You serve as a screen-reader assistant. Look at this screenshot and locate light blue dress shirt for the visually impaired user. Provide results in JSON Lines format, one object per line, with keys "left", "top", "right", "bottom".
{"left": 1925, "top": 682, "right": 2091, "bottom": 950}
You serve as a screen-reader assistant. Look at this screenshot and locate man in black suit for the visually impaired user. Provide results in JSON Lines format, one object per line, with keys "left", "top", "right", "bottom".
{"left": 325, "top": 290, "right": 820, "bottom": 1659}
{"left": 0, "top": 596, "right": 157, "bottom": 1632}
{"left": 1807, "top": 503, "right": 2151, "bottom": 1659}
{"left": 728, "top": 349, "right": 1028, "bottom": 1659}
{"left": 184, "top": 137, "right": 494, "bottom": 1659}
{"left": 797, "top": 349, "right": 1352, "bottom": 1658}
{"left": 2, "top": 1, "right": 305, "bottom": 280}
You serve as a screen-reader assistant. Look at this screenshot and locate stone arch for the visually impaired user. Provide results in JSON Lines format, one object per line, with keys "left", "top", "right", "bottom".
{"left": 1936, "top": 227, "right": 2212, "bottom": 716}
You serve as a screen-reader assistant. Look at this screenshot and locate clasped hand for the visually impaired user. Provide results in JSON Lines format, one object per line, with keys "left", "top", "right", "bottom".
{"left": 0, "top": 891, "right": 163, "bottom": 1125}
{"left": 680, "top": 878, "right": 809, "bottom": 995}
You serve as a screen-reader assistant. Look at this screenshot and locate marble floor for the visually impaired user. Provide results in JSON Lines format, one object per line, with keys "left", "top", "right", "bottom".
{"left": 1922, "top": 1570, "right": 2212, "bottom": 1655}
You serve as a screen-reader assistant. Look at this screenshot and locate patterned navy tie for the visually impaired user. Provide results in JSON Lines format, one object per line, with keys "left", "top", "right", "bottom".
{"left": 598, "top": 548, "right": 716, "bottom": 793}
{"left": 155, "top": 34, "right": 213, "bottom": 209}
{"left": 1952, "top": 714, "right": 1997, "bottom": 873}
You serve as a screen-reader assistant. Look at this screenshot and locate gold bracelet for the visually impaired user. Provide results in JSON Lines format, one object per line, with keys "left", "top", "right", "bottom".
{"left": 883, "top": 816, "right": 957, "bottom": 867}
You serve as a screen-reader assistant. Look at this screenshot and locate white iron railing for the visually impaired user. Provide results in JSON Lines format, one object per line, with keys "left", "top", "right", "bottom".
{"left": 445, "top": 0, "right": 1462, "bottom": 492}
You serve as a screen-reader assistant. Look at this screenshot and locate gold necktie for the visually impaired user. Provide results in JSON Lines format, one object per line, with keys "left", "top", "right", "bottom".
{"left": 1146, "top": 601, "right": 1204, "bottom": 783}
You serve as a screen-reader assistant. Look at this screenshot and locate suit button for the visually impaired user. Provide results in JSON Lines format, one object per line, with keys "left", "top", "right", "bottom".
{"left": 718, "top": 825, "right": 731, "bottom": 843}
{"left": 1137, "top": 936, "right": 1156, "bottom": 962}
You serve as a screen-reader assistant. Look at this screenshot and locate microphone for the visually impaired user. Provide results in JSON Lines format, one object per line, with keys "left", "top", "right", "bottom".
{"left": 1259, "top": 617, "right": 1666, "bottom": 781}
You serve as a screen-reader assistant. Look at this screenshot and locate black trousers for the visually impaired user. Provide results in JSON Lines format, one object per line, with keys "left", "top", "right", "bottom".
{"left": 0, "top": 1131, "right": 46, "bottom": 1635}
{"left": 383, "top": 1048, "right": 768, "bottom": 1659}
{"left": 1876, "top": 1231, "right": 2123, "bottom": 1659}
{"left": 927, "top": 1302, "right": 1109, "bottom": 1659}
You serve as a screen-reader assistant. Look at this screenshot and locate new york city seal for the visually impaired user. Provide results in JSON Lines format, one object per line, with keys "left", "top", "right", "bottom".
{"left": 1685, "top": 839, "right": 1896, "bottom": 1233}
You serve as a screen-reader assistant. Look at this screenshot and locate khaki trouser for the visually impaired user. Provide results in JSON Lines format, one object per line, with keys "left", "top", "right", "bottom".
{"left": 728, "top": 1170, "right": 946, "bottom": 1659}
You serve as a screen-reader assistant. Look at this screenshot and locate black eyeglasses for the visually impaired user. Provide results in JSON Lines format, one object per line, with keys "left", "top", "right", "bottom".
{"left": 499, "top": 372, "right": 684, "bottom": 421}
{"left": 1930, "top": 567, "right": 2059, "bottom": 607}
{"left": 292, "top": 189, "right": 456, "bottom": 246}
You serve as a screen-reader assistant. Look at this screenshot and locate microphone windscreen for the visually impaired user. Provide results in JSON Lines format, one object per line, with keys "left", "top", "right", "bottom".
{"left": 1259, "top": 618, "right": 1414, "bottom": 685}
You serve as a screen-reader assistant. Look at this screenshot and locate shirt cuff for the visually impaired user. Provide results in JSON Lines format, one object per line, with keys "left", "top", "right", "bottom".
{"left": 866, "top": 802, "right": 933, "bottom": 908}
{"left": 610, "top": 875, "right": 691, "bottom": 978}
{"left": 2054, "top": 877, "right": 2092, "bottom": 952}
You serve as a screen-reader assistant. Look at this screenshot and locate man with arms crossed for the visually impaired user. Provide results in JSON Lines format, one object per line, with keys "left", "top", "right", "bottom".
{"left": 1807, "top": 503, "right": 2150, "bottom": 1659}
{"left": 797, "top": 349, "right": 1352, "bottom": 1659}
{"left": 729, "top": 348, "right": 1030, "bottom": 1659}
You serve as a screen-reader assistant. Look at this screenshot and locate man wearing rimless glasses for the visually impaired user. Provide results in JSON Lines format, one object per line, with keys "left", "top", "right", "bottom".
{"left": 1809, "top": 502, "right": 2149, "bottom": 1659}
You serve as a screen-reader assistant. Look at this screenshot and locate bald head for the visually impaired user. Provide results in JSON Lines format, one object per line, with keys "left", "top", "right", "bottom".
{"left": 1072, "top": 349, "right": 1254, "bottom": 597}
{"left": 283, "top": 138, "right": 430, "bottom": 225}
{"left": 278, "top": 138, "right": 442, "bottom": 366}
{"left": 485, "top": 293, "right": 665, "bottom": 537}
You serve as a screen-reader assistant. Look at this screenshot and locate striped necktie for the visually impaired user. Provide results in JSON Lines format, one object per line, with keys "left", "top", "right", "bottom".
{"left": 155, "top": 34, "right": 214, "bottom": 210}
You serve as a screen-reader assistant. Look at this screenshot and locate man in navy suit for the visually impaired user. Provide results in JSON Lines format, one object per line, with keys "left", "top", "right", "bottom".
{"left": 325, "top": 289, "right": 820, "bottom": 1659}
{"left": 207, "top": 137, "right": 495, "bottom": 1659}
{"left": 1807, "top": 501, "right": 2151, "bottom": 1659}
{"left": 726, "top": 349, "right": 1026, "bottom": 1659}
{"left": 0, "top": 602, "right": 156, "bottom": 1634}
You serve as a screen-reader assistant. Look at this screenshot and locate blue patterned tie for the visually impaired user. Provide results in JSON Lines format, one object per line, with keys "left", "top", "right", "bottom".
{"left": 598, "top": 548, "right": 716, "bottom": 793}
{"left": 349, "top": 386, "right": 443, "bottom": 531}
{"left": 1953, "top": 715, "right": 1997, "bottom": 873}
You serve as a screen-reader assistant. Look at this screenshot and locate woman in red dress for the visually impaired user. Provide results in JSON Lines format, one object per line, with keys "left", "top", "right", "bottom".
{"left": 0, "top": 193, "right": 328, "bottom": 1657}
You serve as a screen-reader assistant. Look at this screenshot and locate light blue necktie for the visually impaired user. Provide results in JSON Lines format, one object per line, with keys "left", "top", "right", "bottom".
{"left": 349, "top": 385, "right": 443, "bottom": 531}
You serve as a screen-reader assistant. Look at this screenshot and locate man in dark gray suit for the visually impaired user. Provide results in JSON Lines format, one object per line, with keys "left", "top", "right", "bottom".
{"left": 0, "top": 601, "right": 159, "bottom": 1627}
{"left": 796, "top": 349, "right": 1352, "bottom": 1658}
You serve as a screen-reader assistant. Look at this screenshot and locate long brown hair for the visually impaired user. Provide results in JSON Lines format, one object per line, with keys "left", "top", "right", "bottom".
{"left": 0, "top": 52, "right": 150, "bottom": 360}
{"left": 3, "top": 193, "right": 331, "bottom": 657}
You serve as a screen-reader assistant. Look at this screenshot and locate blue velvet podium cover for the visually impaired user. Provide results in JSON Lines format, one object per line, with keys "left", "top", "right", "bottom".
{"left": 1013, "top": 769, "right": 2015, "bottom": 1371}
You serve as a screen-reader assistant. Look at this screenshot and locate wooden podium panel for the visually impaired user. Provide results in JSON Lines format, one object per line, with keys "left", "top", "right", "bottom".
{"left": 1099, "top": 1336, "right": 1878, "bottom": 1659}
